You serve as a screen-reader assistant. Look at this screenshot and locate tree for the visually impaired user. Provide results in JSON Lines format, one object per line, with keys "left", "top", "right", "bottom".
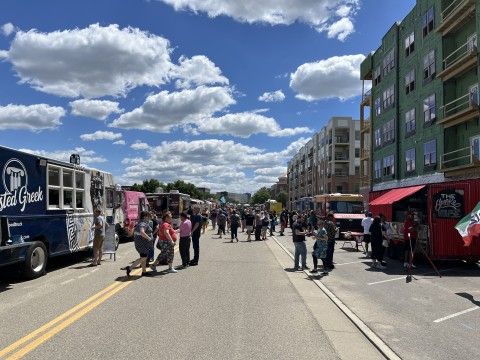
{"left": 276, "top": 191, "right": 288, "bottom": 207}
{"left": 251, "top": 187, "right": 271, "bottom": 205}
{"left": 165, "top": 180, "right": 202, "bottom": 199}
{"left": 140, "top": 179, "right": 163, "bottom": 193}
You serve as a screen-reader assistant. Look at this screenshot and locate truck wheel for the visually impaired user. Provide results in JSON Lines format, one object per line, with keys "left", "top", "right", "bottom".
{"left": 115, "top": 233, "right": 120, "bottom": 251}
{"left": 24, "top": 242, "right": 48, "bottom": 279}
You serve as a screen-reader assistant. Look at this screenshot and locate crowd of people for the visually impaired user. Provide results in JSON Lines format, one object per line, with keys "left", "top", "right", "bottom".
{"left": 119, "top": 203, "right": 420, "bottom": 278}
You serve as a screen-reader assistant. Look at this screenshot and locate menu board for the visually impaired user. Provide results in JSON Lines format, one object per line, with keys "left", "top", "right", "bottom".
{"left": 433, "top": 189, "right": 464, "bottom": 219}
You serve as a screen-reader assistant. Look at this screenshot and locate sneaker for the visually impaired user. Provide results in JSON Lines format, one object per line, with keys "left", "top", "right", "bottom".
{"left": 150, "top": 265, "right": 157, "bottom": 272}
{"left": 168, "top": 268, "right": 178, "bottom": 273}
{"left": 310, "top": 269, "right": 318, "bottom": 273}
{"left": 322, "top": 271, "right": 329, "bottom": 276}
{"left": 302, "top": 266, "right": 310, "bottom": 270}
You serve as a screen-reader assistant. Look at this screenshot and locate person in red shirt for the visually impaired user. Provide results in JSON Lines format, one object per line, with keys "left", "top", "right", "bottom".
{"left": 151, "top": 211, "right": 177, "bottom": 273}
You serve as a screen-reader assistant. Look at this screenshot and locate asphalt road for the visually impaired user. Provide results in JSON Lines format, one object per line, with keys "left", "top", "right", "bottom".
{"left": 0, "top": 228, "right": 384, "bottom": 360}
{"left": 274, "top": 229, "right": 480, "bottom": 360}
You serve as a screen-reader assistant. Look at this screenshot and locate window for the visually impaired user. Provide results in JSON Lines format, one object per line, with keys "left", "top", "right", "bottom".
{"left": 422, "top": 7, "right": 435, "bottom": 37}
{"left": 383, "top": 119, "right": 395, "bottom": 143}
{"left": 47, "top": 166, "right": 86, "bottom": 210}
{"left": 373, "top": 66, "right": 382, "bottom": 86}
{"left": 405, "top": 108, "right": 416, "bottom": 135}
{"left": 383, "top": 155, "right": 395, "bottom": 176}
{"left": 375, "top": 97, "right": 382, "bottom": 115}
{"left": 383, "top": 49, "right": 395, "bottom": 76}
{"left": 355, "top": 131, "right": 360, "bottom": 141}
{"left": 406, "top": 148, "right": 416, "bottom": 173}
{"left": 374, "top": 128, "right": 382, "bottom": 148}
{"left": 424, "top": 139, "right": 437, "bottom": 166}
{"left": 472, "top": 135, "right": 480, "bottom": 161}
{"left": 405, "top": 32, "right": 415, "bottom": 56}
{"left": 355, "top": 148, "right": 360, "bottom": 158}
{"left": 383, "top": 85, "right": 395, "bottom": 109}
{"left": 374, "top": 160, "right": 382, "bottom": 179}
{"left": 405, "top": 69, "right": 415, "bottom": 94}
{"left": 423, "top": 94, "right": 436, "bottom": 123}
{"left": 423, "top": 50, "right": 436, "bottom": 80}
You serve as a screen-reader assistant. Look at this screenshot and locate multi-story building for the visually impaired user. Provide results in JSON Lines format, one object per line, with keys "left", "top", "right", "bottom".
{"left": 287, "top": 116, "right": 360, "bottom": 210}
{"left": 360, "top": 0, "right": 480, "bottom": 260}
{"left": 270, "top": 175, "right": 288, "bottom": 198}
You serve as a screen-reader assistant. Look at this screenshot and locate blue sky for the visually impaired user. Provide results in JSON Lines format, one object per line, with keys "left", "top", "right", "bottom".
{"left": 0, "top": 0, "right": 415, "bottom": 192}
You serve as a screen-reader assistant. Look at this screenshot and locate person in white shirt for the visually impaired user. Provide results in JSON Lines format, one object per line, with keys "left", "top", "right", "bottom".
{"left": 361, "top": 212, "right": 373, "bottom": 256}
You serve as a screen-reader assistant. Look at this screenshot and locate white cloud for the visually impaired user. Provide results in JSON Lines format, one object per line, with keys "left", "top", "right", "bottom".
{"left": 19, "top": 147, "right": 107, "bottom": 165}
{"left": 1, "top": 23, "right": 16, "bottom": 36}
{"left": 172, "top": 55, "right": 229, "bottom": 89}
{"left": 0, "top": 103, "right": 65, "bottom": 131}
{"left": 80, "top": 130, "right": 122, "bottom": 141}
{"left": 2, "top": 24, "right": 172, "bottom": 98}
{"left": 290, "top": 54, "right": 365, "bottom": 101}
{"left": 113, "top": 140, "right": 126, "bottom": 145}
{"left": 118, "top": 138, "right": 304, "bottom": 192}
{"left": 258, "top": 90, "right": 285, "bottom": 103}
{"left": 131, "top": 141, "right": 150, "bottom": 150}
{"left": 70, "top": 99, "right": 123, "bottom": 120}
{"left": 110, "top": 86, "right": 235, "bottom": 132}
{"left": 196, "top": 112, "right": 311, "bottom": 138}
{"left": 321, "top": 17, "right": 354, "bottom": 41}
{"left": 281, "top": 137, "right": 310, "bottom": 157}
{"left": 157, "top": 0, "right": 359, "bottom": 40}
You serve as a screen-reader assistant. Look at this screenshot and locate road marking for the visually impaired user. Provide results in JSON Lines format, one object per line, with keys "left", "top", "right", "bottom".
{"left": 433, "top": 306, "right": 480, "bottom": 323}
{"left": 271, "top": 236, "right": 401, "bottom": 360}
{"left": 367, "top": 268, "right": 456, "bottom": 286}
{"left": 335, "top": 260, "right": 366, "bottom": 266}
{"left": 0, "top": 245, "right": 180, "bottom": 359}
{"left": 60, "top": 279, "right": 75, "bottom": 286}
{"left": 77, "top": 273, "right": 90, "bottom": 279}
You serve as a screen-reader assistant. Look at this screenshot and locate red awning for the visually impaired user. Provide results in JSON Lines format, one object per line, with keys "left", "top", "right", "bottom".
{"left": 369, "top": 185, "right": 426, "bottom": 220}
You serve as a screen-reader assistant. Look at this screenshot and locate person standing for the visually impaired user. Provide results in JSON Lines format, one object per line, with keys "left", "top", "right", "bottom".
{"left": 361, "top": 212, "right": 373, "bottom": 256}
{"left": 254, "top": 210, "right": 262, "bottom": 241}
{"left": 230, "top": 210, "right": 240, "bottom": 242}
{"left": 201, "top": 208, "right": 209, "bottom": 234}
{"left": 210, "top": 208, "right": 217, "bottom": 231}
{"left": 240, "top": 208, "right": 246, "bottom": 232}
{"left": 279, "top": 210, "right": 287, "bottom": 236}
{"left": 178, "top": 212, "right": 192, "bottom": 268}
{"left": 311, "top": 220, "right": 328, "bottom": 275}
{"left": 147, "top": 212, "right": 159, "bottom": 266}
{"left": 151, "top": 212, "right": 177, "bottom": 273}
{"left": 245, "top": 209, "right": 255, "bottom": 241}
{"left": 403, "top": 213, "right": 417, "bottom": 268}
{"left": 292, "top": 214, "right": 309, "bottom": 270}
{"left": 324, "top": 213, "right": 337, "bottom": 271}
{"left": 269, "top": 212, "right": 276, "bottom": 236}
{"left": 123, "top": 211, "right": 153, "bottom": 276}
{"left": 91, "top": 208, "right": 105, "bottom": 266}
{"left": 217, "top": 210, "right": 227, "bottom": 239}
{"left": 370, "top": 216, "right": 385, "bottom": 269}
{"left": 190, "top": 207, "right": 203, "bottom": 266}
{"left": 380, "top": 214, "right": 391, "bottom": 266}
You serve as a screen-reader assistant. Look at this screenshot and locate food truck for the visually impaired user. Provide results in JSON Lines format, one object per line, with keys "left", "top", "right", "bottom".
{"left": 369, "top": 180, "right": 480, "bottom": 262}
{"left": 117, "top": 190, "right": 149, "bottom": 241}
{"left": 0, "top": 146, "right": 125, "bottom": 278}
{"left": 147, "top": 190, "right": 191, "bottom": 228}
{"left": 314, "top": 194, "right": 365, "bottom": 238}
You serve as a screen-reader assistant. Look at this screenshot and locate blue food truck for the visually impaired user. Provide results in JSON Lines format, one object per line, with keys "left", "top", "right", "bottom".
{"left": 0, "top": 146, "right": 124, "bottom": 278}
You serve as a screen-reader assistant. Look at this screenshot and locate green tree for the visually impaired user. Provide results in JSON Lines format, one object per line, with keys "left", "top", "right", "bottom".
{"left": 165, "top": 180, "right": 202, "bottom": 199}
{"left": 141, "top": 179, "right": 163, "bottom": 193}
{"left": 276, "top": 191, "right": 288, "bottom": 207}
{"left": 251, "top": 187, "right": 271, "bottom": 205}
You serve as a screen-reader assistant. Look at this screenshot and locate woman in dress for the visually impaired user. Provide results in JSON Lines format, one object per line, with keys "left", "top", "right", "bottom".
{"left": 123, "top": 211, "right": 153, "bottom": 277}
{"left": 150, "top": 211, "right": 178, "bottom": 273}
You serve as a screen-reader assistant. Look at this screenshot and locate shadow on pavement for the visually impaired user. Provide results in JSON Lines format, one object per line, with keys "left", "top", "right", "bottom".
{"left": 456, "top": 292, "right": 480, "bottom": 306}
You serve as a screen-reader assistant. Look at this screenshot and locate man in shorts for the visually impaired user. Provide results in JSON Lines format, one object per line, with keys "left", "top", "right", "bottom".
{"left": 361, "top": 212, "right": 373, "bottom": 256}
{"left": 245, "top": 209, "right": 255, "bottom": 242}
{"left": 91, "top": 208, "right": 105, "bottom": 266}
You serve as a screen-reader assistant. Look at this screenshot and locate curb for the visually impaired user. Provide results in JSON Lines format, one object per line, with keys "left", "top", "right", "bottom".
{"left": 271, "top": 236, "right": 402, "bottom": 360}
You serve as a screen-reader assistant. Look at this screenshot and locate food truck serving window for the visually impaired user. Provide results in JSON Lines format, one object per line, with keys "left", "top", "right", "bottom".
{"left": 47, "top": 165, "right": 85, "bottom": 210}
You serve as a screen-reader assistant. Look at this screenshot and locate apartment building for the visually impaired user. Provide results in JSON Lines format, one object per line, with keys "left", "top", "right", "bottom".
{"left": 360, "top": 0, "right": 480, "bottom": 260}
{"left": 287, "top": 117, "right": 360, "bottom": 210}
{"left": 270, "top": 175, "right": 288, "bottom": 198}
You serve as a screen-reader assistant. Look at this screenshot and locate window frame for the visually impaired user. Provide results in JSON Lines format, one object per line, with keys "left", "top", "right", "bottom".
{"left": 373, "top": 66, "right": 382, "bottom": 86}
{"left": 405, "top": 108, "right": 416, "bottom": 135}
{"left": 47, "top": 165, "right": 86, "bottom": 211}
{"left": 405, "top": 68, "right": 415, "bottom": 94}
{"left": 382, "top": 155, "right": 395, "bottom": 177}
{"left": 423, "top": 139, "right": 437, "bottom": 166}
{"left": 374, "top": 160, "right": 382, "bottom": 179}
{"left": 375, "top": 97, "right": 382, "bottom": 115}
{"left": 423, "top": 93, "right": 436, "bottom": 124}
{"left": 374, "top": 128, "right": 382, "bottom": 148}
{"left": 422, "top": 7, "right": 435, "bottom": 38}
{"left": 382, "top": 49, "right": 395, "bottom": 76}
{"left": 405, "top": 31, "right": 415, "bottom": 57}
{"left": 383, "top": 85, "right": 395, "bottom": 110}
{"left": 423, "top": 50, "right": 436, "bottom": 81}
{"left": 405, "top": 148, "right": 416, "bottom": 173}
{"left": 382, "top": 119, "right": 395, "bottom": 144}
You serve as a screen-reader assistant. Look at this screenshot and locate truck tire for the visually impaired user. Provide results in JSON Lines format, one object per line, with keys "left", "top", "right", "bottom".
{"left": 24, "top": 242, "right": 48, "bottom": 279}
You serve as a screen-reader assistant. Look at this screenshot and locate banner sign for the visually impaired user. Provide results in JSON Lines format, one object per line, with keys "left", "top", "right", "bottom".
{"left": 433, "top": 189, "right": 464, "bottom": 219}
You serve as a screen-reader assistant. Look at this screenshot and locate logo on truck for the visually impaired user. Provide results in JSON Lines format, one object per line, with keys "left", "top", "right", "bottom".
{"left": 0, "top": 158, "right": 43, "bottom": 213}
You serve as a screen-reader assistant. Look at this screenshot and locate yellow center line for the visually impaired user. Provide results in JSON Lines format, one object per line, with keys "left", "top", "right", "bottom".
{"left": 0, "top": 244, "right": 179, "bottom": 359}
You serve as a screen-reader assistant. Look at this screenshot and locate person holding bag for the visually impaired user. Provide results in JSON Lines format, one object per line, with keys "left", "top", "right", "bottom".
{"left": 311, "top": 220, "right": 329, "bottom": 275}
{"left": 123, "top": 211, "right": 153, "bottom": 277}
{"left": 151, "top": 211, "right": 177, "bottom": 273}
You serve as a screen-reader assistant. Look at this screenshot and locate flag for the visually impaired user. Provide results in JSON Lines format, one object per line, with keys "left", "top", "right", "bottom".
{"left": 219, "top": 196, "right": 226, "bottom": 204}
{"left": 455, "top": 202, "right": 480, "bottom": 247}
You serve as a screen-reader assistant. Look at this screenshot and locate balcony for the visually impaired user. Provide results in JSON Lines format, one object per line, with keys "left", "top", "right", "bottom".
{"left": 437, "top": 0, "right": 476, "bottom": 36}
{"left": 334, "top": 135, "right": 350, "bottom": 145}
{"left": 361, "top": 89, "right": 372, "bottom": 106}
{"left": 438, "top": 36, "right": 477, "bottom": 81}
{"left": 360, "top": 149, "right": 370, "bottom": 160}
{"left": 441, "top": 145, "right": 480, "bottom": 176}
{"left": 334, "top": 170, "right": 349, "bottom": 177}
{"left": 334, "top": 153, "right": 349, "bottom": 162}
{"left": 439, "top": 90, "right": 480, "bottom": 128}
{"left": 360, "top": 119, "right": 371, "bottom": 133}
